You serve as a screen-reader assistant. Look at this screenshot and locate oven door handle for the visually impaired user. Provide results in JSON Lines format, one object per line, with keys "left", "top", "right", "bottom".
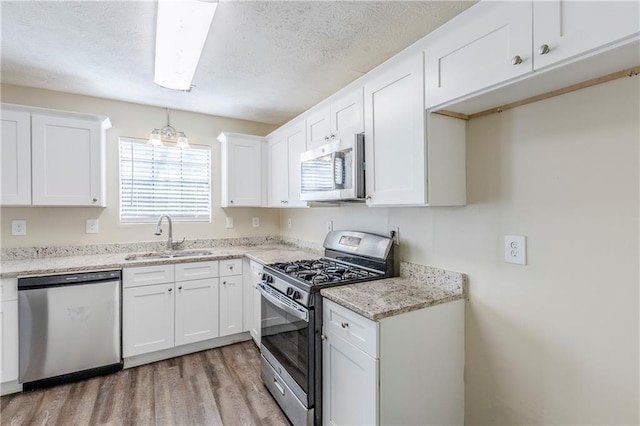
{"left": 258, "top": 284, "right": 309, "bottom": 322}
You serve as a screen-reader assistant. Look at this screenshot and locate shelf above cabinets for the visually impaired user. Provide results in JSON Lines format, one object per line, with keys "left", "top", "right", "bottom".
{"left": 1, "top": 103, "right": 110, "bottom": 207}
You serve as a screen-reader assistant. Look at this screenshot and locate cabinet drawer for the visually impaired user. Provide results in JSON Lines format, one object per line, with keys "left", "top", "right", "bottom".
{"left": 175, "top": 261, "right": 219, "bottom": 282}
{"left": 220, "top": 259, "right": 242, "bottom": 277}
{"left": 0, "top": 278, "right": 17, "bottom": 302}
{"left": 324, "top": 299, "right": 378, "bottom": 358}
{"left": 123, "top": 264, "right": 174, "bottom": 288}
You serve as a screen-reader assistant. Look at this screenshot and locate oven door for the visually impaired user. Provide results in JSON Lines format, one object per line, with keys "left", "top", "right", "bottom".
{"left": 258, "top": 283, "right": 314, "bottom": 407}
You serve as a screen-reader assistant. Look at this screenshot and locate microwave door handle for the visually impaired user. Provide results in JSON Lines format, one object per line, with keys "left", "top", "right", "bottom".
{"left": 331, "top": 153, "right": 338, "bottom": 190}
{"left": 333, "top": 152, "right": 345, "bottom": 189}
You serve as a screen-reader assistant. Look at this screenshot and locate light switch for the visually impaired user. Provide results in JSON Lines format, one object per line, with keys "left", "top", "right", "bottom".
{"left": 252, "top": 217, "right": 260, "bottom": 227}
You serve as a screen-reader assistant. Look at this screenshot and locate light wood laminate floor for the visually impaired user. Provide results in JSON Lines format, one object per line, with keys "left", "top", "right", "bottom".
{"left": 1, "top": 341, "right": 290, "bottom": 426}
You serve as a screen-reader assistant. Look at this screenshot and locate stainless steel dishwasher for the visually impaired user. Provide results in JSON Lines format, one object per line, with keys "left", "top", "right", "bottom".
{"left": 18, "top": 270, "right": 122, "bottom": 390}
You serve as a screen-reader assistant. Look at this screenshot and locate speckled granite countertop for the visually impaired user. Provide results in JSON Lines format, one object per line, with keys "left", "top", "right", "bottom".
{"left": 321, "top": 262, "right": 467, "bottom": 321}
{"left": 0, "top": 245, "right": 321, "bottom": 278}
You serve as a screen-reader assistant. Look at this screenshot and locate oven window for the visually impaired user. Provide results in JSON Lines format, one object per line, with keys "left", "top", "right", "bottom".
{"left": 261, "top": 297, "right": 309, "bottom": 393}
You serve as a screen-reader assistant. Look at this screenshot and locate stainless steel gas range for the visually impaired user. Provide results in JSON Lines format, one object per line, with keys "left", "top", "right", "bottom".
{"left": 258, "top": 230, "right": 395, "bottom": 425}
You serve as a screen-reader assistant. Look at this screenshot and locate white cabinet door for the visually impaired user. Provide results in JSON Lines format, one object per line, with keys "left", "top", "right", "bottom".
{"left": 323, "top": 332, "right": 378, "bottom": 426}
{"left": 0, "top": 300, "right": 19, "bottom": 383}
{"left": 0, "top": 109, "right": 31, "bottom": 206}
{"left": 247, "top": 261, "right": 263, "bottom": 345}
{"left": 364, "top": 54, "right": 426, "bottom": 206}
{"left": 219, "top": 133, "right": 266, "bottom": 207}
{"left": 123, "top": 283, "right": 175, "bottom": 357}
{"left": 285, "top": 121, "right": 308, "bottom": 207}
{"left": 330, "top": 88, "right": 364, "bottom": 140}
{"left": 306, "top": 106, "right": 331, "bottom": 151}
{"left": 533, "top": 0, "right": 640, "bottom": 70}
{"left": 424, "top": 1, "right": 532, "bottom": 108}
{"left": 219, "top": 275, "right": 243, "bottom": 337}
{"left": 175, "top": 278, "right": 219, "bottom": 346}
{"left": 268, "top": 135, "right": 289, "bottom": 207}
{"left": 31, "top": 113, "right": 105, "bottom": 206}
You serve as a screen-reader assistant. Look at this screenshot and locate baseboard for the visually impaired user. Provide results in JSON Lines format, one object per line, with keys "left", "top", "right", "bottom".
{"left": 1, "top": 380, "right": 23, "bottom": 396}
{"left": 124, "top": 332, "right": 252, "bottom": 369}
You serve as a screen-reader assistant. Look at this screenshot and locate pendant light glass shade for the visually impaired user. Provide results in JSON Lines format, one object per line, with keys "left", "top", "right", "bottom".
{"left": 147, "top": 109, "right": 189, "bottom": 148}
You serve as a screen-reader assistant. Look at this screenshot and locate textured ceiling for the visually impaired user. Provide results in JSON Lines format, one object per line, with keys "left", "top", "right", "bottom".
{"left": 1, "top": 1, "right": 475, "bottom": 125}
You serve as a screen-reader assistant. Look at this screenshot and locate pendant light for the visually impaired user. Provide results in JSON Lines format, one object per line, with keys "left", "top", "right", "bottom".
{"left": 148, "top": 108, "right": 189, "bottom": 148}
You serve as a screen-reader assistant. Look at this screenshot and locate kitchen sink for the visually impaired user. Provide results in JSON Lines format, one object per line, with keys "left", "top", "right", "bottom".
{"left": 124, "top": 250, "right": 214, "bottom": 261}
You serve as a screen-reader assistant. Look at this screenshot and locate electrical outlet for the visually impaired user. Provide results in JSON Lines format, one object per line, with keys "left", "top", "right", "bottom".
{"left": 504, "top": 235, "right": 526, "bottom": 265}
{"left": 252, "top": 217, "right": 260, "bottom": 227}
{"left": 326, "top": 221, "right": 333, "bottom": 232}
{"left": 388, "top": 226, "right": 400, "bottom": 245}
{"left": 226, "top": 217, "right": 234, "bottom": 229}
{"left": 86, "top": 219, "right": 99, "bottom": 234}
{"left": 11, "top": 220, "right": 26, "bottom": 236}
{"left": 287, "top": 218, "right": 292, "bottom": 229}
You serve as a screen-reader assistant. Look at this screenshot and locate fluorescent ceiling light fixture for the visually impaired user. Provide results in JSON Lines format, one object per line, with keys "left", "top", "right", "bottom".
{"left": 154, "top": 0, "right": 218, "bottom": 91}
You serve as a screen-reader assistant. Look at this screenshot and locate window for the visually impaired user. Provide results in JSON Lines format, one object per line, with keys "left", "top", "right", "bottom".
{"left": 119, "top": 137, "right": 211, "bottom": 223}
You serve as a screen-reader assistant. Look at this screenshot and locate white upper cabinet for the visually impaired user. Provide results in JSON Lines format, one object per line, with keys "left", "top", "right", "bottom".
{"left": 364, "top": 55, "right": 427, "bottom": 206}
{"left": 31, "top": 113, "right": 105, "bottom": 206}
{"left": 306, "top": 88, "right": 364, "bottom": 150}
{"left": 0, "top": 104, "right": 109, "bottom": 207}
{"left": 364, "top": 54, "right": 466, "bottom": 207}
{"left": 425, "top": 1, "right": 533, "bottom": 109}
{"left": 533, "top": 0, "right": 640, "bottom": 70}
{"left": 0, "top": 109, "right": 31, "bottom": 206}
{"left": 218, "top": 132, "right": 267, "bottom": 207}
{"left": 267, "top": 120, "right": 308, "bottom": 208}
{"left": 425, "top": 0, "right": 640, "bottom": 109}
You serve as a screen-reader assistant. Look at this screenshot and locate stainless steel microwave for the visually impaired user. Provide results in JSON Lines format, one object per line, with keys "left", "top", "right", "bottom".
{"left": 300, "top": 133, "right": 365, "bottom": 202}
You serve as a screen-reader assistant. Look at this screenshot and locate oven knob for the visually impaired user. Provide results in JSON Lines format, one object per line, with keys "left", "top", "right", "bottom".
{"left": 292, "top": 290, "right": 301, "bottom": 300}
{"left": 286, "top": 287, "right": 294, "bottom": 297}
{"left": 263, "top": 274, "right": 273, "bottom": 283}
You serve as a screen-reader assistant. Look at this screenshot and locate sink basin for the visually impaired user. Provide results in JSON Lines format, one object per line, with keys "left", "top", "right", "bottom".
{"left": 125, "top": 250, "right": 214, "bottom": 261}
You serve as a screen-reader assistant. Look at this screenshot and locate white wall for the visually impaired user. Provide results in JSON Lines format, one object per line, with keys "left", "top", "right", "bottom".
{"left": 281, "top": 77, "right": 640, "bottom": 424}
{"left": 0, "top": 84, "right": 279, "bottom": 248}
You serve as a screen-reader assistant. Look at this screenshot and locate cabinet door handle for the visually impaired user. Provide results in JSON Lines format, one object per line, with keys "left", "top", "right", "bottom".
{"left": 365, "top": 195, "right": 372, "bottom": 201}
{"left": 229, "top": 265, "right": 234, "bottom": 270}
{"left": 168, "top": 287, "right": 173, "bottom": 292}
{"left": 538, "top": 44, "right": 550, "bottom": 55}
{"left": 223, "top": 281, "right": 227, "bottom": 285}
{"left": 341, "top": 322, "right": 349, "bottom": 329}
{"left": 511, "top": 55, "right": 523, "bottom": 65}
{"left": 178, "top": 286, "right": 182, "bottom": 290}
{"left": 321, "top": 334, "right": 328, "bottom": 341}
{"left": 92, "top": 198, "right": 98, "bottom": 203}
{"left": 230, "top": 200, "right": 234, "bottom": 204}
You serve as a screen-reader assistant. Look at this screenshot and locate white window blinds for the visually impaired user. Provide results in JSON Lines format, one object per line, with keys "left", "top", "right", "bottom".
{"left": 119, "top": 137, "right": 211, "bottom": 223}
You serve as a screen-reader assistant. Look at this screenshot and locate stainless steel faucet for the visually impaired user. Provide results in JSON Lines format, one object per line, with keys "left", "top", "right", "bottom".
{"left": 154, "top": 214, "right": 173, "bottom": 250}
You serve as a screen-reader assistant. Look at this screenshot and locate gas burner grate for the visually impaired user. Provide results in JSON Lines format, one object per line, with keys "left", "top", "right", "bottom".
{"left": 271, "top": 258, "right": 382, "bottom": 285}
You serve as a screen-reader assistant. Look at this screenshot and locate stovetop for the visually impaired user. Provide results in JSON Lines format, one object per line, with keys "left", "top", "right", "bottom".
{"left": 269, "top": 258, "right": 383, "bottom": 286}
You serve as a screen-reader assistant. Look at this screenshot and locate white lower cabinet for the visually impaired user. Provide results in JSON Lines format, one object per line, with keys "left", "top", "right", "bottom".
{"left": 123, "top": 283, "right": 175, "bottom": 357}
{"left": 123, "top": 260, "right": 242, "bottom": 358}
{"left": 323, "top": 298, "right": 465, "bottom": 426}
{"left": 219, "top": 275, "right": 243, "bottom": 337}
{"left": 0, "top": 278, "right": 19, "bottom": 385}
{"left": 174, "top": 278, "right": 219, "bottom": 346}
{"left": 219, "top": 259, "right": 243, "bottom": 337}
{"left": 245, "top": 260, "right": 263, "bottom": 346}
